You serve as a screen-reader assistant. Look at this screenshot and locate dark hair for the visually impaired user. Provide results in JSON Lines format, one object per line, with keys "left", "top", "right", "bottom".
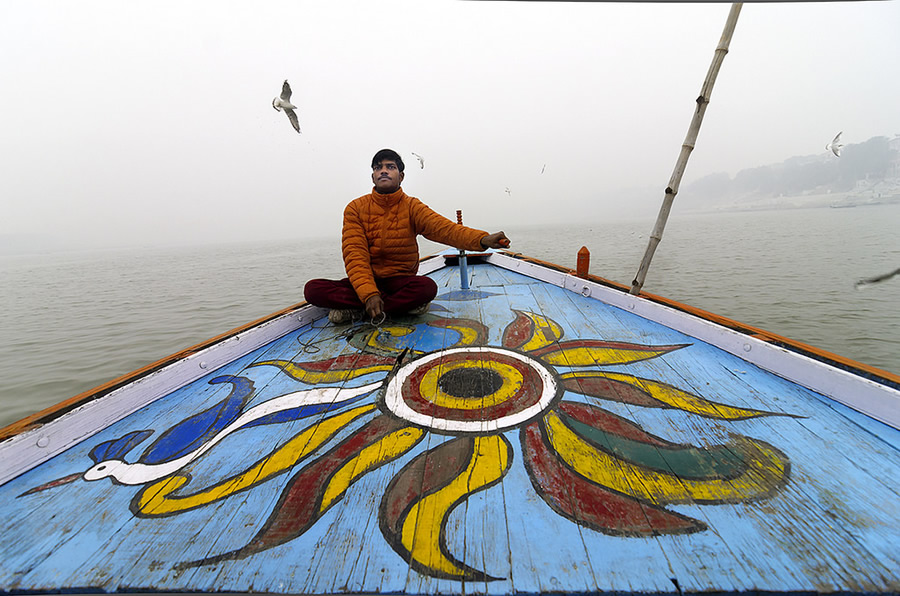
{"left": 371, "top": 148, "right": 405, "bottom": 173}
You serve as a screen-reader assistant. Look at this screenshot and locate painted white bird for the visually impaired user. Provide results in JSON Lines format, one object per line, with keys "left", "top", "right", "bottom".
{"left": 826, "top": 131, "right": 843, "bottom": 157}
{"left": 272, "top": 80, "right": 301, "bottom": 133}
{"left": 412, "top": 152, "right": 425, "bottom": 169}
{"left": 81, "top": 382, "right": 380, "bottom": 485}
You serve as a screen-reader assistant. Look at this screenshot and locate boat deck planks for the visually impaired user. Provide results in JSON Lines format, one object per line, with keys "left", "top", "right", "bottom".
{"left": 1, "top": 259, "right": 898, "bottom": 594}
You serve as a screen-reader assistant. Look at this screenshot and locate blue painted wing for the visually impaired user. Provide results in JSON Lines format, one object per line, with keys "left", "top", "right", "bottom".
{"left": 240, "top": 389, "right": 375, "bottom": 429}
{"left": 88, "top": 430, "right": 154, "bottom": 463}
{"left": 138, "top": 375, "right": 255, "bottom": 465}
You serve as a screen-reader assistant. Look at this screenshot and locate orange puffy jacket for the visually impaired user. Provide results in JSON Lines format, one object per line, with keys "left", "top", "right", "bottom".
{"left": 342, "top": 188, "right": 487, "bottom": 303}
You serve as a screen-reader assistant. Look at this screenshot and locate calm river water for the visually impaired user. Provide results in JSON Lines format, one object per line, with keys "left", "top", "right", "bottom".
{"left": 1, "top": 205, "right": 897, "bottom": 428}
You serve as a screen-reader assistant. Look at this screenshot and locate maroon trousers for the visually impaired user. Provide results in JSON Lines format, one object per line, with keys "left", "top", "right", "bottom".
{"left": 303, "top": 275, "right": 437, "bottom": 315}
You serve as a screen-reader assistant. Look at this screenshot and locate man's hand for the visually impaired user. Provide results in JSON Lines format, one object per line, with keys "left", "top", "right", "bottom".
{"left": 365, "top": 295, "right": 384, "bottom": 320}
{"left": 480, "top": 231, "right": 511, "bottom": 249}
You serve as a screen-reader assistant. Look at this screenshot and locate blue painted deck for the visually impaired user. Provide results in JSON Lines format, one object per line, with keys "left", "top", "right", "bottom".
{"left": 1, "top": 260, "right": 898, "bottom": 594}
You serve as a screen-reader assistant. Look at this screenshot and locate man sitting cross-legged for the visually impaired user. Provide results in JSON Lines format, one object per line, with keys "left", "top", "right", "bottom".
{"left": 303, "top": 148, "right": 510, "bottom": 324}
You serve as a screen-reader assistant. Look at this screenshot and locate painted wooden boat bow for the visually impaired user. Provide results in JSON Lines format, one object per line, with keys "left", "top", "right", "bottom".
{"left": 1, "top": 248, "right": 898, "bottom": 595}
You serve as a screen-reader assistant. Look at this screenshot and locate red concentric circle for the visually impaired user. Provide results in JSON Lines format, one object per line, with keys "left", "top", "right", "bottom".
{"left": 383, "top": 347, "right": 558, "bottom": 433}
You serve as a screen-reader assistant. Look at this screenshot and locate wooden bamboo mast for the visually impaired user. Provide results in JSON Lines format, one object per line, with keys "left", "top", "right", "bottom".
{"left": 630, "top": 3, "right": 743, "bottom": 296}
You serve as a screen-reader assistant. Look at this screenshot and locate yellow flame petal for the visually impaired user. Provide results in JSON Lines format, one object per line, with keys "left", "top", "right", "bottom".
{"left": 401, "top": 435, "right": 510, "bottom": 578}
{"left": 320, "top": 426, "right": 424, "bottom": 511}
{"left": 588, "top": 372, "right": 774, "bottom": 420}
{"left": 441, "top": 322, "right": 483, "bottom": 347}
{"left": 542, "top": 346, "right": 674, "bottom": 367}
{"left": 253, "top": 360, "right": 393, "bottom": 384}
{"left": 518, "top": 312, "right": 564, "bottom": 351}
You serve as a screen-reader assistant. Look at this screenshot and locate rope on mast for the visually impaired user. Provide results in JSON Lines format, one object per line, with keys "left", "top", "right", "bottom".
{"left": 630, "top": 3, "right": 743, "bottom": 296}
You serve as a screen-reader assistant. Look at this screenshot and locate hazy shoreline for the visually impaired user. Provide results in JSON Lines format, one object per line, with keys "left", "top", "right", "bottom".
{"left": 687, "top": 192, "right": 900, "bottom": 214}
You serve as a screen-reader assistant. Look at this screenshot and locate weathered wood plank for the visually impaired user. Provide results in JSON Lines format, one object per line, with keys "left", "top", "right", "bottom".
{"left": 495, "top": 279, "right": 611, "bottom": 593}
{"left": 464, "top": 279, "right": 552, "bottom": 595}
{"left": 289, "top": 320, "right": 442, "bottom": 595}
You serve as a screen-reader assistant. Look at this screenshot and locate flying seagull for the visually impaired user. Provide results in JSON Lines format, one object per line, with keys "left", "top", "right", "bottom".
{"left": 505, "top": 187, "right": 511, "bottom": 196}
{"left": 412, "top": 152, "right": 425, "bottom": 169}
{"left": 272, "top": 80, "right": 301, "bottom": 134}
{"left": 826, "top": 131, "right": 843, "bottom": 157}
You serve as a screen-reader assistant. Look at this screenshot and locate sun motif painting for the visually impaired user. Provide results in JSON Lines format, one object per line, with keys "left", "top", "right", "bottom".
{"left": 21, "top": 309, "right": 792, "bottom": 581}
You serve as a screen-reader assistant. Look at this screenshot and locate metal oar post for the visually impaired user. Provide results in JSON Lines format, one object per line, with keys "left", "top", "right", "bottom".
{"left": 630, "top": 3, "right": 743, "bottom": 296}
{"left": 457, "top": 210, "right": 469, "bottom": 290}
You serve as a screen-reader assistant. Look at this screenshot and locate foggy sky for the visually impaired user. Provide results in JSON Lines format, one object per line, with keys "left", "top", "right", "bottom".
{"left": 2, "top": 1, "right": 899, "bottom": 249}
